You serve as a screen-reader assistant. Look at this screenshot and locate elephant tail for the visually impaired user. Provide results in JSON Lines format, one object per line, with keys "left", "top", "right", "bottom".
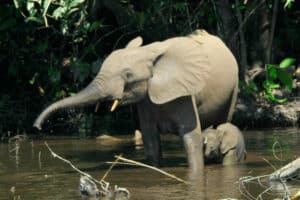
{"left": 226, "top": 80, "right": 238, "bottom": 122}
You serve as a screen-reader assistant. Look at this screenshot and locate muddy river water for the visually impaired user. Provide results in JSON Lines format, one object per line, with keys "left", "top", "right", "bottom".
{"left": 1, "top": 128, "right": 300, "bottom": 199}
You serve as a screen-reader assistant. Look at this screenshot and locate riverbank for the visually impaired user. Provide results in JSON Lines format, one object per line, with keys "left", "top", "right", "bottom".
{"left": 233, "top": 97, "right": 300, "bottom": 129}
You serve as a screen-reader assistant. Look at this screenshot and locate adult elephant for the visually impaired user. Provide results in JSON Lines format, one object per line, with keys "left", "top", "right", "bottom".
{"left": 34, "top": 30, "right": 238, "bottom": 173}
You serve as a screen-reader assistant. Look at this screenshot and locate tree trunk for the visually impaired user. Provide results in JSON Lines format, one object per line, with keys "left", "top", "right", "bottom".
{"left": 266, "top": 0, "right": 279, "bottom": 63}
{"left": 234, "top": 0, "right": 248, "bottom": 81}
{"left": 215, "top": 0, "right": 238, "bottom": 56}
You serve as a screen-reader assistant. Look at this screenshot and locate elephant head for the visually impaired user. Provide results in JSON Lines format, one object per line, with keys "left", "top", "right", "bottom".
{"left": 34, "top": 31, "right": 213, "bottom": 130}
{"left": 203, "top": 128, "right": 223, "bottom": 159}
{"left": 203, "top": 124, "right": 243, "bottom": 161}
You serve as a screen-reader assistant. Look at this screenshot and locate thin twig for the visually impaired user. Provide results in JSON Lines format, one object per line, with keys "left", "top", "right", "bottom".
{"left": 261, "top": 157, "right": 277, "bottom": 170}
{"left": 114, "top": 155, "right": 188, "bottom": 184}
{"left": 272, "top": 141, "right": 285, "bottom": 161}
{"left": 105, "top": 161, "right": 138, "bottom": 166}
{"left": 43, "top": 0, "right": 52, "bottom": 27}
{"left": 239, "top": 179, "right": 257, "bottom": 200}
{"left": 101, "top": 154, "right": 123, "bottom": 182}
{"left": 230, "top": 0, "right": 266, "bottom": 42}
{"left": 239, "top": 174, "right": 271, "bottom": 183}
{"left": 257, "top": 186, "right": 273, "bottom": 199}
{"left": 44, "top": 141, "right": 107, "bottom": 188}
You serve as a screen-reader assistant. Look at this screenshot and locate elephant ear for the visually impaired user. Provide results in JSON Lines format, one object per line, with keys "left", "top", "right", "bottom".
{"left": 148, "top": 37, "right": 211, "bottom": 104}
{"left": 218, "top": 129, "right": 237, "bottom": 154}
{"left": 126, "top": 36, "right": 143, "bottom": 48}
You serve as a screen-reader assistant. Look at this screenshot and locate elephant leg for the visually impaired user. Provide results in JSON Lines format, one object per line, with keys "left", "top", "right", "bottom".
{"left": 183, "top": 129, "right": 204, "bottom": 173}
{"left": 137, "top": 99, "right": 162, "bottom": 166}
{"left": 222, "top": 150, "right": 237, "bottom": 166}
{"left": 141, "top": 126, "right": 162, "bottom": 166}
{"left": 182, "top": 96, "right": 204, "bottom": 174}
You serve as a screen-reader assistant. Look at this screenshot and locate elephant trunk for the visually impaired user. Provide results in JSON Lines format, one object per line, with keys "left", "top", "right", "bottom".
{"left": 33, "top": 80, "right": 105, "bottom": 130}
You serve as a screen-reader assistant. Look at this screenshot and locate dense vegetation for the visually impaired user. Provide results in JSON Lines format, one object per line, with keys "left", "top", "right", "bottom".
{"left": 0, "top": 0, "right": 299, "bottom": 137}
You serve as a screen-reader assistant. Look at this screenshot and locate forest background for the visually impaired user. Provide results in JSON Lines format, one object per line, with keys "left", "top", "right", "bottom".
{"left": 0, "top": 0, "right": 299, "bottom": 138}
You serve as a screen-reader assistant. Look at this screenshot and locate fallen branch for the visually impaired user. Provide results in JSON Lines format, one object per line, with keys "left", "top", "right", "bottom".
{"left": 44, "top": 141, "right": 109, "bottom": 190}
{"left": 100, "top": 154, "right": 123, "bottom": 182}
{"left": 44, "top": 141, "right": 130, "bottom": 198}
{"left": 269, "top": 157, "right": 300, "bottom": 181}
{"left": 108, "top": 155, "right": 189, "bottom": 184}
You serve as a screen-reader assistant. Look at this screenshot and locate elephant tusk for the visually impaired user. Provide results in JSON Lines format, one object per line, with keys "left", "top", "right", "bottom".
{"left": 203, "top": 137, "right": 208, "bottom": 144}
{"left": 94, "top": 102, "right": 100, "bottom": 112}
{"left": 110, "top": 100, "right": 119, "bottom": 112}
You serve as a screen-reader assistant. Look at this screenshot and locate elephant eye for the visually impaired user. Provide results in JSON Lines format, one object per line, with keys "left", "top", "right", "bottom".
{"left": 122, "top": 69, "right": 135, "bottom": 82}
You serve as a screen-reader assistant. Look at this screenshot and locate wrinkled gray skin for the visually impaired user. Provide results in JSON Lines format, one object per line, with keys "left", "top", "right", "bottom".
{"left": 33, "top": 30, "right": 238, "bottom": 174}
{"left": 203, "top": 123, "right": 246, "bottom": 165}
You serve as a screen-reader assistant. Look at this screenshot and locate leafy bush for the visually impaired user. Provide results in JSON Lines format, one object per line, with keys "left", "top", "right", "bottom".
{"left": 241, "top": 58, "right": 296, "bottom": 104}
{"left": 263, "top": 58, "right": 295, "bottom": 103}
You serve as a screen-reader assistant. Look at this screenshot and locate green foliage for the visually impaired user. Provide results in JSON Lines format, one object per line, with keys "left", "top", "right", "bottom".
{"left": 283, "top": 0, "right": 294, "bottom": 9}
{"left": 279, "top": 57, "right": 296, "bottom": 69}
{"left": 239, "top": 80, "right": 258, "bottom": 97}
{"left": 0, "top": 0, "right": 299, "bottom": 133}
{"left": 263, "top": 58, "right": 295, "bottom": 103}
{"left": 241, "top": 58, "right": 296, "bottom": 104}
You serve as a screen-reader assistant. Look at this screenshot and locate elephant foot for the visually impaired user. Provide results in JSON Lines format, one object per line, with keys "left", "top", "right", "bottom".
{"left": 183, "top": 130, "right": 204, "bottom": 175}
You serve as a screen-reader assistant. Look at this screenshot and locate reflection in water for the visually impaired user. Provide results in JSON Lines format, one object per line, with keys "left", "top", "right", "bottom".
{"left": 0, "top": 128, "right": 300, "bottom": 199}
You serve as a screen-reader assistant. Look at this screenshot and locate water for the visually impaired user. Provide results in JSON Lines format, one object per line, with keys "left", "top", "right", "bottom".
{"left": 1, "top": 128, "right": 300, "bottom": 200}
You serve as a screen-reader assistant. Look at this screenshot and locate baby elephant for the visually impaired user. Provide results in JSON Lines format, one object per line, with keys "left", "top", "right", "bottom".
{"left": 203, "top": 123, "right": 246, "bottom": 165}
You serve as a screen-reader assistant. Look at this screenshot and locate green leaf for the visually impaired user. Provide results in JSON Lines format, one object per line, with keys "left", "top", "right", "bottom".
{"left": 263, "top": 80, "right": 280, "bottom": 90}
{"left": 265, "top": 90, "right": 287, "bottom": 103}
{"left": 67, "top": 8, "right": 79, "bottom": 15}
{"left": 238, "top": 5, "right": 247, "bottom": 10}
{"left": 277, "top": 69, "right": 293, "bottom": 90}
{"left": 89, "top": 21, "right": 103, "bottom": 32}
{"left": 61, "top": 20, "right": 68, "bottom": 34}
{"left": 69, "top": 0, "right": 85, "bottom": 8}
{"left": 28, "top": 8, "right": 38, "bottom": 17}
{"left": 25, "top": 16, "right": 43, "bottom": 24}
{"left": 13, "top": 0, "right": 21, "bottom": 9}
{"left": 52, "top": 7, "right": 67, "bottom": 19}
{"left": 279, "top": 57, "right": 296, "bottom": 69}
{"left": 284, "top": 0, "right": 294, "bottom": 9}
{"left": 266, "top": 64, "right": 277, "bottom": 80}
{"left": 27, "top": 1, "right": 35, "bottom": 12}
{"left": 247, "top": 80, "right": 258, "bottom": 91}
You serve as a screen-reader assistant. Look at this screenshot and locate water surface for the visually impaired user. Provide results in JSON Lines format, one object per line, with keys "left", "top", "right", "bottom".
{"left": 1, "top": 128, "right": 300, "bottom": 199}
